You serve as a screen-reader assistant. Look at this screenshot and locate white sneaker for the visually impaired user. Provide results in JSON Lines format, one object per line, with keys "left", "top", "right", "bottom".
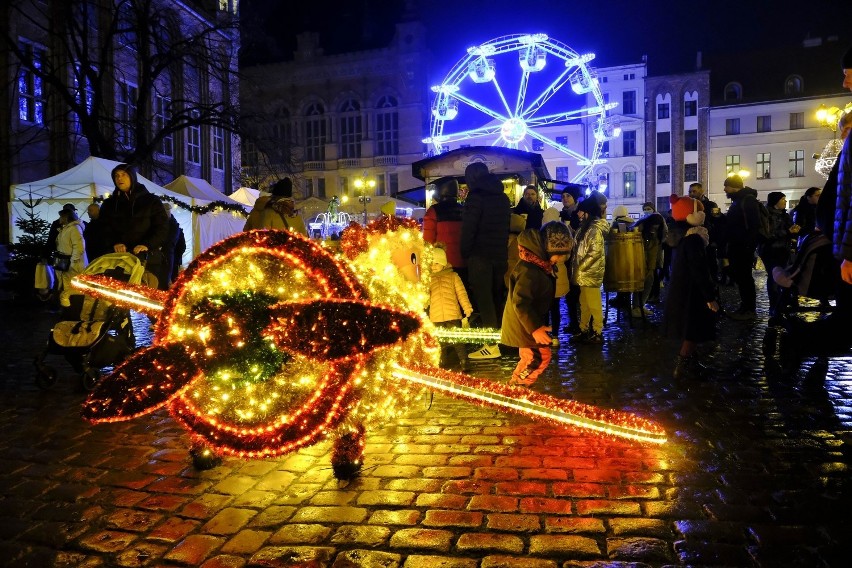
{"left": 468, "top": 344, "right": 501, "bottom": 360}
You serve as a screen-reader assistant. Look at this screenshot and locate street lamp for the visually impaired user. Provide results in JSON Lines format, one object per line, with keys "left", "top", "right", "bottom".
{"left": 814, "top": 102, "right": 852, "bottom": 179}
{"left": 353, "top": 175, "right": 376, "bottom": 225}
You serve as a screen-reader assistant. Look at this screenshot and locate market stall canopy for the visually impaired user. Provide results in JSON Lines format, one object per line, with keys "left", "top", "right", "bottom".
{"left": 230, "top": 187, "right": 261, "bottom": 208}
{"left": 164, "top": 175, "right": 244, "bottom": 206}
{"left": 411, "top": 146, "right": 551, "bottom": 184}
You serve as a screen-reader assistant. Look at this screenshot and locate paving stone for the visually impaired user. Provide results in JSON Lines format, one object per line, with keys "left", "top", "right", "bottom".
{"left": 605, "top": 537, "right": 673, "bottom": 562}
{"left": 332, "top": 549, "right": 401, "bottom": 568}
{"left": 248, "top": 545, "right": 335, "bottom": 567}
{"left": 528, "top": 535, "right": 600, "bottom": 557}
{"left": 480, "top": 555, "right": 558, "bottom": 568}
{"left": 329, "top": 525, "right": 390, "bottom": 546}
{"left": 388, "top": 528, "right": 453, "bottom": 551}
{"left": 456, "top": 532, "right": 524, "bottom": 554}
{"left": 269, "top": 524, "right": 331, "bottom": 545}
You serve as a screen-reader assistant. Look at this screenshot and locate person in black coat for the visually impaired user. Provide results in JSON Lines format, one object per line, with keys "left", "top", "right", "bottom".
{"left": 83, "top": 203, "right": 110, "bottom": 261}
{"left": 100, "top": 163, "right": 169, "bottom": 289}
{"left": 512, "top": 185, "right": 544, "bottom": 231}
{"left": 159, "top": 203, "right": 183, "bottom": 289}
{"left": 461, "top": 162, "right": 511, "bottom": 360}
{"left": 663, "top": 196, "right": 719, "bottom": 379}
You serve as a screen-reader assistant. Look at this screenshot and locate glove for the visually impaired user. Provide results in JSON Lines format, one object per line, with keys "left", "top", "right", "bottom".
{"left": 532, "top": 326, "right": 552, "bottom": 345}
{"left": 461, "top": 316, "right": 469, "bottom": 328}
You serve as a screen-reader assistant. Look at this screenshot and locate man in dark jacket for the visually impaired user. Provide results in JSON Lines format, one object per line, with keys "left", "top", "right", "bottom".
{"left": 100, "top": 163, "right": 169, "bottom": 290}
{"left": 461, "top": 162, "right": 510, "bottom": 359}
{"left": 722, "top": 174, "right": 760, "bottom": 319}
{"left": 83, "top": 203, "right": 110, "bottom": 261}
{"left": 512, "top": 185, "right": 544, "bottom": 230}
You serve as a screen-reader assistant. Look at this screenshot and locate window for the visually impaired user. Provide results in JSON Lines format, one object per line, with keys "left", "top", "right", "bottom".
{"left": 187, "top": 110, "right": 201, "bottom": 165}
{"left": 684, "top": 100, "right": 697, "bottom": 117}
{"left": 788, "top": 149, "right": 804, "bottom": 177}
{"left": 376, "top": 174, "right": 386, "bottom": 197}
{"left": 657, "top": 165, "right": 671, "bottom": 184}
{"left": 684, "top": 163, "right": 698, "bottom": 182}
{"left": 212, "top": 126, "right": 225, "bottom": 171}
{"left": 72, "top": 64, "right": 95, "bottom": 132}
{"left": 117, "top": 82, "right": 138, "bottom": 149}
{"left": 622, "top": 131, "right": 636, "bottom": 156}
{"left": 622, "top": 90, "right": 636, "bottom": 114}
{"left": 338, "top": 98, "right": 362, "bottom": 159}
{"left": 657, "top": 103, "right": 670, "bottom": 119}
{"left": 389, "top": 173, "right": 399, "bottom": 196}
{"left": 785, "top": 75, "right": 803, "bottom": 95}
{"left": 307, "top": 177, "right": 326, "bottom": 199}
{"left": 556, "top": 166, "right": 570, "bottom": 182}
{"left": 339, "top": 176, "right": 349, "bottom": 196}
{"left": 18, "top": 41, "right": 46, "bottom": 124}
{"left": 789, "top": 112, "right": 804, "bottom": 130}
{"left": 555, "top": 135, "right": 568, "bottom": 146}
{"left": 725, "top": 118, "right": 740, "bottom": 135}
{"left": 600, "top": 76, "right": 608, "bottom": 83}
{"left": 656, "top": 131, "right": 670, "bottom": 154}
{"left": 597, "top": 171, "right": 610, "bottom": 193}
{"left": 757, "top": 152, "right": 771, "bottom": 179}
{"left": 757, "top": 115, "right": 771, "bottom": 133}
{"left": 153, "top": 93, "right": 173, "bottom": 157}
{"left": 622, "top": 169, "right": 637, "bottom": 198}
{"left": 532, "top": 139, "right": 544, "bottom": 151}
{"left": 684, "top": 129, "right": 698, "bottom": 152}
{"left": 305, "top": 103, "right": 326, "bottom": 162}
{"left": 601, "top": 140, "right": 610, "bottom": 158}
{"left": 243, "top": 139, "right": 258, "bottom": 169}
{"left": 724, "top": 82, "right": 742, "bottom": 101}
{"left": 725, "top": 155, "right": 741, "bottom": 174}
{"left": 375, "top": 95, "right": 398, "bottom": 156}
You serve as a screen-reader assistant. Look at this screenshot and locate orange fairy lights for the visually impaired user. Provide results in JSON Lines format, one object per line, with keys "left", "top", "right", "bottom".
{"left": 74, "top": 226, "right": 666, "bottom": 477}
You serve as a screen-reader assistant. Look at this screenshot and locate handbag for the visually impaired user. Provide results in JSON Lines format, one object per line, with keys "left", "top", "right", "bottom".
{"left": 50, "top": 251, "right": 72, "bottom": 272}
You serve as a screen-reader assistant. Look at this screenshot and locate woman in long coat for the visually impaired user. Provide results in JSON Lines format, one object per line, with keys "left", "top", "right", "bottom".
{"left": 663, "top": 196, "right": 719, "bottom": 378}
{"left": 56, "top": 209, "right": 88, "bottom": 307}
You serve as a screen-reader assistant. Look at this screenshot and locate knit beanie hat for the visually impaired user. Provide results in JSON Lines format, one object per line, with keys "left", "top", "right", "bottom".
{"left": 271, "top": 178, "right": 293, "bottom": 197}
{"left": 540, "top": 221, "right": 573, "bottom": 255}
{"left": 612, "top": 204, "right": 630, "bottom": 219}
{"left": 431, "top": 247, "right": 448, "bottom": 267}
{"left": 724, "top": 174, "right": 744, "bottom": 189}
{"left": 671, "top": 196, "right": 705, "bottom": 226}
{"left": 542, "top": 206, "right": 561, "bottom": 224}
{"left": 767, "top": 191, "right": 785, "bottom": 208}
{"left": 843, "top": 46, "right": 852, "bottom": 69}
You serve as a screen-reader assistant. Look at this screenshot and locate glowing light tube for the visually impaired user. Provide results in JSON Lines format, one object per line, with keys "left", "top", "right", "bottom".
{"left": 73, "top": 274, "right": 166, "bottom": 314}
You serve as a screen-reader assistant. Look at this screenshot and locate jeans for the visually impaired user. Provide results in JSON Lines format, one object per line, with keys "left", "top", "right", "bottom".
{"left": 727, "top": 244, "right": 757, "bottom": 311}
{"left": 466, "top": 256, "right": 508, "bottom": 329}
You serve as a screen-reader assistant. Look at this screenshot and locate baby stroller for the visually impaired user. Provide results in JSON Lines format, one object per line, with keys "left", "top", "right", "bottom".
{"left": 770, "top": 232, "right": 835, "bottom": 325}
{"left": 34, "top": 253, "right": 146, "bottom": 391}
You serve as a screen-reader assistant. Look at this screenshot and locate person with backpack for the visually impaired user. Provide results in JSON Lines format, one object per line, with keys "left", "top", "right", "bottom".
{"left": 722, "top": 174, "right": 761, "bottom": 320}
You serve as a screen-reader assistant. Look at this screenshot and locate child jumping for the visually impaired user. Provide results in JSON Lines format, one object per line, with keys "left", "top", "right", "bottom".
{"left": 501, "top": 222, "right": 574, "bottom": 386}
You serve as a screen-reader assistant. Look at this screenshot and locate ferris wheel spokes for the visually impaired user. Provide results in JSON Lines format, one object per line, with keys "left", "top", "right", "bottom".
{"left": 520, "top": 66, "right": 573, "bottom": 119}
{"left": 526, "top": 129, "right": 590, "bottom": 164}
{"left": 424, "top": 124, "right": 503, "bottom": 146}
{"left": 525, "top": 104, "right": 617, "bottom": 128}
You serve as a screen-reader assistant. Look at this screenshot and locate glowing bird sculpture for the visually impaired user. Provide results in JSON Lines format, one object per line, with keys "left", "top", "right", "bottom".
{"left": 74, "top": 226, "right": 665, "bottom": 478}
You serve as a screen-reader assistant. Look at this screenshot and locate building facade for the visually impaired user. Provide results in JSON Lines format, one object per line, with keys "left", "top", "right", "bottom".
{"left": 239, "top": 17, "right": 431, "bottom": 203}
{"left": 2, "top": 0, "right": 240, "bottom": 240}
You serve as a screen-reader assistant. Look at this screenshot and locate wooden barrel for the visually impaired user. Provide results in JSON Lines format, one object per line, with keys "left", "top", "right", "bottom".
{"left": 604, "top": 231, "right": 645, "bottom": 292}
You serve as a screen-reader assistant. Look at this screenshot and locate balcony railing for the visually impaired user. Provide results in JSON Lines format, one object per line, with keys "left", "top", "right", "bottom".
{"left": 303, "top": 161, "right": 325, "bottom": 171}
{"left": 337, "top": 158, "right": 362, "bottom": 169}
{"left": 373, "top": 155, "right": 398, "bottom": 167}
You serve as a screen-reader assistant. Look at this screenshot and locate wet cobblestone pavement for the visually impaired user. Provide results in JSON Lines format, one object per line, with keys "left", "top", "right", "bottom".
{"left": 1, "top": 271, "right": 850, "bottom": 567}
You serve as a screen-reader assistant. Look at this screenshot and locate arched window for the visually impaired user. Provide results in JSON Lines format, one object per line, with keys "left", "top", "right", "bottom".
{"left": 784, "top": 75, "right": 803, "bottom": 95}
{"left": 305, "top": 102, "right": 326, "bottom": 162}
{"left": 270, "top": 107, "right": 292, "bottom": 164}
{"left": 622, "top": 166, "right": 637, "bottom": 198}
{"left": 375, "top": 95, "right": 398, "bottom": 156}
{"left": 594, "top": 168, "right": 611, "bottom": 195}
{"left": 723, "top": 82, "right": 742, "bottom": 102}
{"left": 338, "top": 98, "right": 362, "bottom": 159}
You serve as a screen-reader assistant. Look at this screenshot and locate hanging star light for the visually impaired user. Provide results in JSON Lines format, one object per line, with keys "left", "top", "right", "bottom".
{"left": 73, "top": 228, "right": 665, "bottom": 478}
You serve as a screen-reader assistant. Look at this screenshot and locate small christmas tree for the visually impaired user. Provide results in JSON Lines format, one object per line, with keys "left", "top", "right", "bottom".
{"left": 3, "top": 191, "right": 50, "bottom": 298}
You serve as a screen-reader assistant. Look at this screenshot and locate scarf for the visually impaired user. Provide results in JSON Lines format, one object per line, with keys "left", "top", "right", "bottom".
{"left": 518, "top": 246, "right": 553, "bottom": 274}
{"left": 686, "top": 225, "right": 710, "bottom": 247}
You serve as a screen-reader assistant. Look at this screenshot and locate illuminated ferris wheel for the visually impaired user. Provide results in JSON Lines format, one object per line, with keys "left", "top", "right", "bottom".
{"left": 424, "top": 34, "right": 619, "bottom": 184}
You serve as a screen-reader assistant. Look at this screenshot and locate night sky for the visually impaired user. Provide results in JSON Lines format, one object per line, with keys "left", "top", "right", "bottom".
{"left": 240, "top": 0, "right": 848, "bottom": 78}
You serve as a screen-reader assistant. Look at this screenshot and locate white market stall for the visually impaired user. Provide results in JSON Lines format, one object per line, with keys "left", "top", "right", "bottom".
{"left": 9, "top": 156, "right": 239, "bottom": 266}
{"left": 230, "top": 186, "right": 261, "bottom": 208}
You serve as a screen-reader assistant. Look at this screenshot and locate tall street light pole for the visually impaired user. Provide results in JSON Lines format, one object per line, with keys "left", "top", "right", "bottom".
{"left": 354, "top": 174, "right": 376, "bottom": 225}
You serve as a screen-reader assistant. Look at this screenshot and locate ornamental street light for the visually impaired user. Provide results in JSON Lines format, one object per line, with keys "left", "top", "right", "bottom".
{"left": 353, "top": 175, "right": 376, "bottom": 225}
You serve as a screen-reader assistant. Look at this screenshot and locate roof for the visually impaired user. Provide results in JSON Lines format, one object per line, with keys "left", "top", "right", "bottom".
{"left": 411, "top": 146, "right": 550, "bottom": 183}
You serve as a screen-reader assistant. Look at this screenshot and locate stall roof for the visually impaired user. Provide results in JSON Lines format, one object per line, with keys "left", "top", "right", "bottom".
{"left": 411, "top": 146, "right": 550, "bottom": 183}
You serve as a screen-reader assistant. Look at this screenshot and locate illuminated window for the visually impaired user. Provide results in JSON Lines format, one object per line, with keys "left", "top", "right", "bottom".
{"left": 757, "top": 152, "right": 771, "bottom": 179}
{"left": 725, "top": 154, "right": 741, "bottom": 174}
{"left": 153, "top": 93, "right": 173, "bottom": 157}
{"left": 656, "top": 131, "right": 670, "bottom": 154}
{"left": 375, "top": 95, "right": 398, "bottom": 156}
{"left": 600, "top": 140, "right": 610, "bottom": 158}
{"left": 684, "top": 100, "right": 697, "bottom": 117}
{"left": 622, "top": 168, "right": 637, "bottom": 198}
{"left": 18, "top": 40, "right": 46, "bottom": 124}
{"left": 789, "top": 112, "right": 804, "bottom": 130}
{"left": 187, "top": 110, "right": 201, "bottom": 165}
{"left": 338, "top": 98, "right": 362, "bottom": 159}
{"left": 117, "top": 82, "right": 138, "bottom": 149}
{"left": 72, "top": 64, "right": 95, "bottom": 132}
{"left": 684, "top": 129, "right": 698, "bottom": 151}
{"left": 657, "top": 103, "right": 670, "bottom": 119}
{"left": 757, "top": 115, "right": 771, "bottom": 133}
{"left": 684, "top": 163, "right": 698, "bottom": 182}
{"left": 305, "top": 103, "right": 326, "bottom": 162}
{"left": 788, "top": 149, "right": 804, "bottom": 177}
{"left": 212, "top": 126, "right": 225, "bottom": 170}
{"left": 657, "top": 165, "right": 671, "bottom": 184}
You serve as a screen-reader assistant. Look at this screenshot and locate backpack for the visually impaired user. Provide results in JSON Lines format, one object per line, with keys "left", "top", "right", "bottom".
{"left": 743, "top": 194, "right": 773, "bottom": 243}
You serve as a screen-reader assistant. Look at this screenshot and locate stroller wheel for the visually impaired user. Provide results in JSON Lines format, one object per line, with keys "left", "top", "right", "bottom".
{"left": 80, "top": 367, "right": 101, "bottom": 391}
{"left": 35, "top": 367, "right": 58, "bottom": 389}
